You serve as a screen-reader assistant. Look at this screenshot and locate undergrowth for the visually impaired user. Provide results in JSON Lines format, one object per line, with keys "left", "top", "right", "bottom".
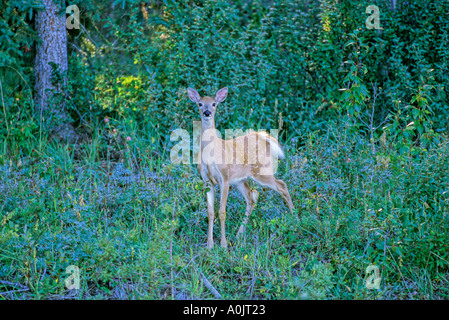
{"left": 1, "top": 122, "right": 448, "bottom": 300}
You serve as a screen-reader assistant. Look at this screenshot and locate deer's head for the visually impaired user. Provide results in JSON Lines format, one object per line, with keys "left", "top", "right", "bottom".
{"left": 187, "top": 87, "right": 228, "bottom": 126}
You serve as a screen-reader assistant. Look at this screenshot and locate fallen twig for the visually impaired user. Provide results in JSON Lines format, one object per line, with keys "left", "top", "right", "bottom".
{"left": 0, "top": 288, "right": 30, "bottom": 298}
{"left": 0, "top": 280, "right": 29, "bottom": 290}
{"left": 200, "top": 272, "right": 223, "bottom": 299}
{"left": 0, "top": 280, "right": 30, "bottom": 298}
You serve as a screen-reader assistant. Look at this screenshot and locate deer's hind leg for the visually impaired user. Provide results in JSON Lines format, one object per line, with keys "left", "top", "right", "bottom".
{"left": 218, "top": 180, "right": 231, "bottom": 248}
{"left": 235, "top": 180, "right": 259, "bottom": 238}
{"left": 252, "top": 175, "right": 294, "bottom": 214}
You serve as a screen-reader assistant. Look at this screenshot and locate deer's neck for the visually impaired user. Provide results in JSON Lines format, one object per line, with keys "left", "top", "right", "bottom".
{"left": 201, "top": 119, "right": 217, "bottom": 139}
{"left": 201, "top": 117, "right": 215, "bottom": 131}
{"left": 200, "top": 119, "right": 222, "bottom": 153}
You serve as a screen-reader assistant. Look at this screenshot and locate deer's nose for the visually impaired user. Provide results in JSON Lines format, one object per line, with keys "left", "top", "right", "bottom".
{"left": 203, "top": 110, "right": 212, "bottom": 117}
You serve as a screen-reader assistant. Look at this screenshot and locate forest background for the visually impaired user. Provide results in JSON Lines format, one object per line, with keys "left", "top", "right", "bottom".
{"left": 0, "top": 0, "right": 448, "bottom": 299}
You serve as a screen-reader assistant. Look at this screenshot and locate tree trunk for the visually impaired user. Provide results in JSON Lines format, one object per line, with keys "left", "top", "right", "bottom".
{"left": 35, "top": 0, "right": 77, "bottom": 143}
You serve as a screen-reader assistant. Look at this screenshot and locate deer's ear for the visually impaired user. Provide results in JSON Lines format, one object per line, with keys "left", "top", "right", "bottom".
{"left": 214, "top": 87, "right": 228, "bottom": 103}
{"left": 187, "top": 88, "right": 201, "bottom": 103}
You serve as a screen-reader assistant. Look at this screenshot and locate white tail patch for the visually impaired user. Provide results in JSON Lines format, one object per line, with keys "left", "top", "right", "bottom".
{"left": 259, "top": 133, "right": 285, "bottom": 159}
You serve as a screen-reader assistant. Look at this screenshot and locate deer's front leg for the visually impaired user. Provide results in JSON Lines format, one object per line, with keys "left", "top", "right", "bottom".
{"left": 206, "top": 185, "right": 215, "bottom": 249}
{"left": 218, "top": 181, "right": 230, "bottom": 248}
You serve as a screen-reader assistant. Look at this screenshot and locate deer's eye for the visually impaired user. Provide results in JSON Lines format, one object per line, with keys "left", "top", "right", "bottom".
{"left": 212, "top": 103, "right": 216, "bottom": 107}
{"left": 199, "top": 103, "right": 203, "bottom": 107}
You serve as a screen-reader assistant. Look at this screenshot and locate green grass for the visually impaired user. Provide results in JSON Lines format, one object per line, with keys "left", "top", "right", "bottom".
{"left": 0, "top": 122, "right": 448, "bottom": 300}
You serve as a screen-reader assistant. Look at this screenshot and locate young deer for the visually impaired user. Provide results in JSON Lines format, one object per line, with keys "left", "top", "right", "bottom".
{"left": 187, "top": 87, "right": 294, "bottom": 249}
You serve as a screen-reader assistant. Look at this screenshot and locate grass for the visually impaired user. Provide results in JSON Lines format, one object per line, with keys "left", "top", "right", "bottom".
{"left": 0, "top": 120, "right": 448, "bottom": 300}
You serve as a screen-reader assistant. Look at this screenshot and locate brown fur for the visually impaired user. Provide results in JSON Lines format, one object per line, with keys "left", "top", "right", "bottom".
{"left": 188, "top": 87, "right": 295, "bottom": 249}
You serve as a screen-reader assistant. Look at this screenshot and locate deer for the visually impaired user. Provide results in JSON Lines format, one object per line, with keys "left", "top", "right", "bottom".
{"left": 187, "top": 87, "right": 295, "bottom": 249}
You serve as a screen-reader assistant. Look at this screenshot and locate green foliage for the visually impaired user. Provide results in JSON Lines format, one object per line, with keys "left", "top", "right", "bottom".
{"left": 293, "top": 262, "right": 334, "bottom": 299}
{"left": 1, "top": 123, "right": 448, "bottom": 299}
{"left": 1, "top": 0, "right": 449, "bottom": 300}
{"left": 0, "top": 71, "right": 39, "bottom": 160}
{"left": 0, "top": 0, "right": 43, "bottom": 159}
{"left": 3, "top": 0, "right": 449, "bottom": 153}
{"left": 340, "top": 32, "right": 370, "bottom": 117}
{"left": 0, "top": 0, "right": 42, "bottom": 68}
{"left": 385, "top": 69, "right": 441, "bottom": 152}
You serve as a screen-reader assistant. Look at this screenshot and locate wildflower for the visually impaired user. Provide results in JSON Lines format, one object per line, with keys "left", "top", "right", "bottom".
{"left": 126, "top": 136, "right": 131, "bottom": 141}
{"left": 113, "top": 129, "right": 117, "bottom": 134}
{"left": 104, "top": 117, "right": 109, "bottom": 123}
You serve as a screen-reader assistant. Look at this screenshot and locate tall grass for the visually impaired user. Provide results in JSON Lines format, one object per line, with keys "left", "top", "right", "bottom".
{"left": 1, "top": 118, "right": 448, "bottom": 299}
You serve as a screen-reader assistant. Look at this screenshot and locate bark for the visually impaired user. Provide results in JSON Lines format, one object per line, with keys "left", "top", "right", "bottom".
{"left": 35, "top": 0, "right": 77, "bottom": 143}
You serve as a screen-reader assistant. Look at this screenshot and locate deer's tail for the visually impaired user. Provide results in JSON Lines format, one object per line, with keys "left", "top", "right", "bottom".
{"left": 258, "top": 132, "right": 285, "bottom": 159}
